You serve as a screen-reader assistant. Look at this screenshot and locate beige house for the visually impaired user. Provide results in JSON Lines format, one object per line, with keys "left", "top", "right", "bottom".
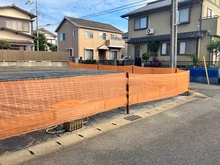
{"left": 37, "top": 28, "right": 57, "bottom": 52}
{"left": 55, "top": 16, "right": 125, "bottom": 61}
{"left": 0, "top": 4, "right": 36, "bottom": 50}
{"left": 121, "top": 0, "right": 220, "bottom": 67}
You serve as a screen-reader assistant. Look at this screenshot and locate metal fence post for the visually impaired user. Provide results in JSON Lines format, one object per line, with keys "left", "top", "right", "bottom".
{"left": 126, "top": 72, "right": 129, "bottom": 114}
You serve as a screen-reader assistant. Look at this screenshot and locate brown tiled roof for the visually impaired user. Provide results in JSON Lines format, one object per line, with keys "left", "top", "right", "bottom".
{"left": 127, "top": 30, "right": 207, "bottom": 44}
{"left": 65, "top": 16, "right": 123, "bottom": 33}
{"left": 121, "top": 0, "right": 194, "bottom": 18}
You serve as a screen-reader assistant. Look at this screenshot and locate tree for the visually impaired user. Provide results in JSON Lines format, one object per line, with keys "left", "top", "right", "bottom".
{"left": 147, "top": 41, "right": 160, "bottom": 56}
{"left": 142, "top": 52, "right": 150, "bottom": 66}
{"left": 47, "top": 42, "right": 57, "bottom": 52}
{"left": 206, "top": 38, "right": 220, "bottom": 64}
{"left": 33, "top": 32, "right": 47, "bottom": 51}
{"left": 0, "top": 40, "right": 11, "bottom": 49}
{"left": 191, "top": 54, "right": 199, "bottom": 67}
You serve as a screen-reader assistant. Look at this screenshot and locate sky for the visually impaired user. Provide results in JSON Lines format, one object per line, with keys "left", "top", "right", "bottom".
{"left": 0, "top": 0, "right": 154, "bottom": 34}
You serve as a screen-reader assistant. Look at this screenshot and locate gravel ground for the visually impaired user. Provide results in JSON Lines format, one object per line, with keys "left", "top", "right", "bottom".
{"left": 0, "top": 67, "right": 118, "bottom": 81}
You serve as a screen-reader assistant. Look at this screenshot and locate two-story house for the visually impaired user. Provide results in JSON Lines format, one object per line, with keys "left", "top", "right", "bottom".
{"left": 0, "top": 4, "right": 36, "bottom": 50}
{"left": 36, "top": 28, "right": 57, "bottom": 52}
{"left": 121, "top": 0, "right": 220, "bottom": 67}
{"left": 55, "top": 16, "right": 125, "bottom": 61}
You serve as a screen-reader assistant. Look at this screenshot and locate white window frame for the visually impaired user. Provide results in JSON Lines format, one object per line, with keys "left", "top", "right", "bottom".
{"left": 161, "top": 43, "right": 167, "bottom": 55}
{"left": 60, "top": 32, "right": 66, "bottom": 41}
{"left": 179, "top": 42, "right": 186, "bottom": 54}
{"left": 6, "top": 19, "right": 29, "bottom": 32}
{"left": 99, "top": 32, "right": 106, "bottom": 40}
{"left": 67, "top": 48, "right": 74, "bottom": 57}
{"left": 73, "top": 30, "right": 76, "bottom": 36}
{"left": 85, "top": 48, "right": 94, "bottom": 60}
{"left": 85, "top": 31, "right": 93, "bottom": 39}
{"left": 110, "top": 49, "right": 118, "bottom": 60}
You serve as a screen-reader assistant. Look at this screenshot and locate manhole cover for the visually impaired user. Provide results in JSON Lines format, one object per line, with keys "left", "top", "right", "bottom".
{"left": 124, "top": 115, "right": 142, "bottom": 121}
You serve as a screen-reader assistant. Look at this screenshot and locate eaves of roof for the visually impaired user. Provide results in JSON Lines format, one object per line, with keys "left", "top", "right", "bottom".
{"left": 55, "top": 16, "right": 123, "bottom": 34}
{"left": 127, "top": 30, "right": 207, "bottom": 44}
{"left": 0, "top": 27, "right": 35, "bottom": 39}
{"left": 121, "top": 0, "right": 194, "bottom": 18}
{"left": 38, "top": 28, "right": 57, "bottom": 38}
{"left": 0, "top": 4, "right": 36, "bottom": 19}
{"left": 0, "top": 15, "right": 35, "bottom": 22}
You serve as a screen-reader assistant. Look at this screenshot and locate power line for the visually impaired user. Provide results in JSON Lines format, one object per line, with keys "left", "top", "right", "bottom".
{"left": 81, "top": 0, "right": 147, "bottom": 18}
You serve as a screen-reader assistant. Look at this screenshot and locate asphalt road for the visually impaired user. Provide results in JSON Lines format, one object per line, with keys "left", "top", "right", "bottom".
{"left": 22, "top": 82, "right": 220, "bottom": 165}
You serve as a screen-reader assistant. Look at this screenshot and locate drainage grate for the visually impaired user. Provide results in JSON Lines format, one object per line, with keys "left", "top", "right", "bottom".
{"left": 124, "top": 115, "right": 142, "bottom": 121}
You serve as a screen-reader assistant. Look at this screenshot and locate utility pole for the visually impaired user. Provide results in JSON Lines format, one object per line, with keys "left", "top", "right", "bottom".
{"left": 170, "top": 0, "right": 178, "bottom": 68}
{"left": 36, "top": 1, "right": 39, "bottom": 51}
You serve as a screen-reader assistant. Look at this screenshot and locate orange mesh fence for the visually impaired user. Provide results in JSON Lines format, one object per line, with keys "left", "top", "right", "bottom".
{"left": 133, "top": 66, "right": 177, "bottom": 74}
{"left": 69, "top": 62, "right": 178, "bottom": 74}
{"left": 68, "top": 62, "right": 98, "bottom": 70}
{"left": 0, "top": 73, "right": 127, "bottom": 139}
{"left": 99, "top": 64, "right": 133, "bottom": 73}
{"left": 129, "top": 71, "right": 190, "bottom": 105}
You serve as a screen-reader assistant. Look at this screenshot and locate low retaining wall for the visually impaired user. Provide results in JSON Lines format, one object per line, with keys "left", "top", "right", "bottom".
{"left": 0, "top": 61, "right": 68, "bottom": 67}
{"left": 187, "top": 68, "right": 220, "bottom": 84}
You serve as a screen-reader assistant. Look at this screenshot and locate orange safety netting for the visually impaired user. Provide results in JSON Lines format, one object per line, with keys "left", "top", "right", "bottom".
{"left": 0, "top": 63, "right": 189, "bottom": 140}
{"left": 68, "top": 62, "right": 98, "bottom": 70}
{"left": 129, "top": 71, "right": 190, "bottom": 105}
{"left": 68, "top": 62, "right": 179, "bottom": 74}
{"left": 0, "top": 73, "right": 127, "bottom": 139}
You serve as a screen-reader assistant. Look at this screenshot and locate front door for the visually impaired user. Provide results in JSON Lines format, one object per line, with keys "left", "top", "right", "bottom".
{"left": 134, "top": 45, "right": 141, "bottom": 66}
{"left": 98, "top": 50, "right": 106, "bottom": 64}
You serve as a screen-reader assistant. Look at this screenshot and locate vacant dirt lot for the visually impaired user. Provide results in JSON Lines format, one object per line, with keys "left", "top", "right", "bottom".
{"left": 0, "top": 67, "right": 118, "bottom": 81}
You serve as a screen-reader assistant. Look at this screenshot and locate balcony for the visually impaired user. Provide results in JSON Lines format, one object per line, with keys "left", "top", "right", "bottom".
{"left": 106, "top": 39, "right": 125, "bottom": 48}
{"left": 202, "top": 16, "right": 220, "bottom": 36}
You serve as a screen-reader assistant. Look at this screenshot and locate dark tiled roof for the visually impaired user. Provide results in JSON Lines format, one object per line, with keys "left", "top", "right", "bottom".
{"left": 121, "top": 0, "right": 193, "bottom": 18}
{"left": 122, "top": 32, "right": 128, "bottom": 39}
{"left": 65, "top": 16, "right": 123, "bottom": 33}
{"left": 127, "top": 30, "right": 206, "bottom": 44}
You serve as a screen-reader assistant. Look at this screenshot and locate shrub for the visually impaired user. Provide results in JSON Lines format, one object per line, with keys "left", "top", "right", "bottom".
{"left": 151, "top": 57, "right": 161, "bottom": 67}
{"left": 191, "top": 54, "right": 199, "bottom": 67}
{"left": 83, "top": 59, "right": 96, "bottom": 64}
{"left": 0, "top": 40, "right": 11, "bottom": 49}
{"left": 142, "top": 52, "right": 150, "bottom": 61}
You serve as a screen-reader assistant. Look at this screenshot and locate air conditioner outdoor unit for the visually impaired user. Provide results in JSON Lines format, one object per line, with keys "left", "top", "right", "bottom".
{"left": 146, "top": 28, "right": 155, "bottom": 35}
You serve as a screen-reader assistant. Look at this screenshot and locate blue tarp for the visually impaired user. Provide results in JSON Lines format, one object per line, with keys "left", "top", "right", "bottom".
{"left": 186, "top": 68, "right": 220, "bottom": 84}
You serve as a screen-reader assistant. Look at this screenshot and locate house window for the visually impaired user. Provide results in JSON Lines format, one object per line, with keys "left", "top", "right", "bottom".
{"left": 179, "top": 42, "right": 186, "bottom": 54}
{"left": 60, "top": 33, "right": 66, "bottom": 41}
{"left": 67, "top": 48, "right": 73, "bottom": 57}
{"left": 177, "top": 8, "right": 190, "bottom": 23}
{"left": 6, "top": 19, "right": 29, "bottom": 32}
{"left": 99, "top": 32, "right": 106, "bottom": 40}
{"left": 207, "top": 8, "right": 214, "bottom": 18}
{"left": 178, "top": 40, "right": 197, "bottom": 55}
{"left": 85, "top": 49, "right": 94, "bottom": 59}
{"left": 110, "top": 34, "right": 120, "bottom": 40}
{"left": 85, "top": 31, "right": 93, "bottom": 38}
{"left": 110, "top": 50, "right": 118, "bottom": 60}
{"left": 73, "top": 30, "right": 76, "bottom": 36}
{"left": 134, "top": 17, "right": 148, "bottom": 30}
{"left": 161, "top": 43, "right": 170, "bottom": 55}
